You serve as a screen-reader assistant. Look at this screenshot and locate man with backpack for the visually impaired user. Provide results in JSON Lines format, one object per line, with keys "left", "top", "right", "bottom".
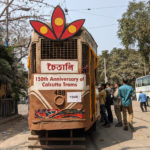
{"left": 99, "top": 83, "right": 110, "bottom": 127}
{"left": 105, "top": 83, "right": 113, "bottom": 123}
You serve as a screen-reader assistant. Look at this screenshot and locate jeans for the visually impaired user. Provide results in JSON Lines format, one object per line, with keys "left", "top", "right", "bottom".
{"left": 105, "top": 105, "right": 113, "bottom": 122}
{"left": 100, "top": 104, "right": 109, "bottom": 124}
{"left": 140, "top": 102, "right": 147, "bottom": 112}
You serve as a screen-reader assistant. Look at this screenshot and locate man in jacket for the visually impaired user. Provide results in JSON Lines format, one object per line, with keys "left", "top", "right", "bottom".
{"left": 99, "top": 84, "right": 110, "bottom": 128}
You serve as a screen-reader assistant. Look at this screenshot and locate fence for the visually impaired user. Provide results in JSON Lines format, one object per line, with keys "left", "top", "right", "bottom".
{"left": 0, "top": 98, "right": 17, "bottom": 118}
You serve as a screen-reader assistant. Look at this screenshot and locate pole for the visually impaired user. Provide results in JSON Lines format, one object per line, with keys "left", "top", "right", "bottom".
{"left": 5, "top": 0, "right": 9, "bottom": 47}
{"left": 144, "top": 61, "right": 146, "bottom": 76}
{"left": 104, "top": 58, "right": 107, "bottom": 83}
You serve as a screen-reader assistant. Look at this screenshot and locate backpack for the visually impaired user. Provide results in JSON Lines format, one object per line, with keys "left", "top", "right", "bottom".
{"left": 105, "top": 90, "right": 114, "bottom": 106}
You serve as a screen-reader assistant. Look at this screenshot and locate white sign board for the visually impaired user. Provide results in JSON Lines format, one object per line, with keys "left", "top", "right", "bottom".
{"left": 34, "top": 74, "right": 86, "bottom": 90}
{"left": 67, "top": 92, "right": 81, "bottom": 103}
{"left": 41, "top": 61, "right": 78, "bottom": 73}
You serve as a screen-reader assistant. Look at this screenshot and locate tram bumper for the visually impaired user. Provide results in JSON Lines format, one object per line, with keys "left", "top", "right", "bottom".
{"left": 30, "top": 119, "right": 86, "bottom": 131}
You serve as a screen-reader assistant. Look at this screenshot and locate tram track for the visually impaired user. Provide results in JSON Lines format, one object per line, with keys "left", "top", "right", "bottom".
{"left": 28, "top": 129, "right": 86, "bottom": 150}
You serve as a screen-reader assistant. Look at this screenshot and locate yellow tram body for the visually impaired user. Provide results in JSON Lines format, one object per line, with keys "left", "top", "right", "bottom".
{"left": 28, "top": 26, "right": 100, "bottom": 132}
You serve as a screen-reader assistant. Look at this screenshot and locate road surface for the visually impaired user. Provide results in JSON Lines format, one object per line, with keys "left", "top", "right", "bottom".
{"left": 0, "top": 101, "right": 150, "bottom": 150}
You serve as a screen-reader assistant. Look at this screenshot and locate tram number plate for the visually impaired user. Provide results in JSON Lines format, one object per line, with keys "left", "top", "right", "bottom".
{"left": 67, "top": 92, "right": 81, "bottom": 103}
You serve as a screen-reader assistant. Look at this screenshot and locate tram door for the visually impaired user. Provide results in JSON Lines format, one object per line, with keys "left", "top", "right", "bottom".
{"left": 90, "top": 51, "right": 96, "bottom": 121}
{"left": 82, "top": 43, "right": 96, "bottom": 121}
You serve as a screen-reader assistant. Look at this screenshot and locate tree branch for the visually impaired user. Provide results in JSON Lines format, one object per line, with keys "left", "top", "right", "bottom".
{"left": 0, "top": 15, "right": 49, "bottom": 22}
{"left": 13, "top": 44, "right": 27, "bottom": 48}
{"left": 0, "top": 0, "right": 14, "bottom": 18}
{"left": 29, "top": 0, "right": 55, "bottom": 8}
{"left": 17, "top": 53, "right": 28, "bottom": 62}
{"left": 9, "top": 7, "right": 30, "bottom": 13}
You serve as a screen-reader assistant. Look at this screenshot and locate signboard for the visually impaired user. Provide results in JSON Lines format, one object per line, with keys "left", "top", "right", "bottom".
{"left": 34, "top": 74, "right": 86, "bottom": 90}
{"left": 67, "top": 92, "right": 81, "bottom": 102}
{"left": 41, "top": 61, "right": 78, "bottom": 73}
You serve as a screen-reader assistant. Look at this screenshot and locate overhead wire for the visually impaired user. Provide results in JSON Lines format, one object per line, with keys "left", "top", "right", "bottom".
{"left": 69, "top": 5, "right": 127, "bottom": 11}
{"left": 64, "top": 0, "right": 67, "bottom": 8}
{"left": 67, "top": 14, "right": 72, "bottom": 22}
{"left": 54, "top": 2, "right": 120, "bottom": 28}
{"left": 60, "top": 0, "right": 66, "bottom": 8}
{"left": 87, "top": 24, "right": 117, "bottom": 29}
{"left": 71, "top": 10, "right": 117, "bottom": 19}
{"left": 67, "top": 4, "right": 127, "bottom": 20}
{"left": 61, "top": 0, "right": 72, "bottom": 22}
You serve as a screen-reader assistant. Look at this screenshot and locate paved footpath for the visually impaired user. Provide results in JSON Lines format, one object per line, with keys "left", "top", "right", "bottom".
{"left": 0, "top": 101, "right": 150, "bottom": 150}
{"left": 87, "top": 101, "right": 150, "bottom": 150}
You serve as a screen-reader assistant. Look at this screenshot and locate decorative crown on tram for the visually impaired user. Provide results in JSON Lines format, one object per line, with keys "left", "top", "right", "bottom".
{"left": 30, "top": 6, "right": 85, "bottom": 41}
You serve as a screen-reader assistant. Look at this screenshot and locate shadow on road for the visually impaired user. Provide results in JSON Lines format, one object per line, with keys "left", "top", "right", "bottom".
{"left": 0, "top": 114, "right": 29, "bottom": 142}
{"left": 86, "top": 119, "right": 134, "bottom": 150}
{"left": 134, "top": 125, "right": 147, "bottom": 131}
{"left": 120, "top": 146, "right": 150, "bottom": 150}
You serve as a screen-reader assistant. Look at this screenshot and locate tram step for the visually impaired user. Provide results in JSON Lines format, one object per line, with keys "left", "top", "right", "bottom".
{"left": 28, "top": 137, "right": 86, "bottom": 141}
{"left": 28, "top": 144, "right": 86, "bottom": 149}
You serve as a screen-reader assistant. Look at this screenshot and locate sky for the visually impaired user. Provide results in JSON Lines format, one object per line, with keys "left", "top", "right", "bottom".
{"left": 22, "top": 0, "right": 148, "bottom": 68}
{"left": 42, "top": 0, "right": 148, "bottom": 55}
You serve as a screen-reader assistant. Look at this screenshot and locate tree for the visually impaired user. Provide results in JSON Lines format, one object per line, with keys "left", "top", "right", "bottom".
{"left": 0, "top": 0, "right": 54, "bottom": 62}
{"left": 97, "top": 50, "right": 109, "bottom": 84}
{"left": 118, "top": 1, "right": 150, "bottom": 72}
{"left": 0, "top": 0, "right": 55, "bottom": 114}
{"left": 0, "top": 23, "right": 28, "bottom": 116}
{"left": 0, "top": 45, "right": 13, "bottom": 89}
{"left": 97, "top": 48, "right": 145, "bottom": 87}
{"left": 0, "top": 44, "right": 27, "bottom": 99}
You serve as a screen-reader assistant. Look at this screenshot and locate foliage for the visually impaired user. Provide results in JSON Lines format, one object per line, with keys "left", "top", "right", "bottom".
{"left": 97, "top": 48, "right": 145, "bottom": 87}
{"left": 0, "top": 0, "right": 50, "bottom": 99}
{"left": 0, "top": 45, "right": 13, "bottom": 86}
{"left": 118, "top": 1, "right": 150, "bottom": 70}
{"left": 0, "top": 0, "right": 54, "bottom": 62}
{"left": 0, "top": 44, "right": 27, "bottom": 100}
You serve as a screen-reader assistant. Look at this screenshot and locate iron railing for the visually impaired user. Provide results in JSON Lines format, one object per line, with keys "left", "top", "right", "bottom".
{"left": 0, "top": 98, "right": 17, "bottom": 118}
{"left": 41, "top": 39, "right": 77, "bottom": 59}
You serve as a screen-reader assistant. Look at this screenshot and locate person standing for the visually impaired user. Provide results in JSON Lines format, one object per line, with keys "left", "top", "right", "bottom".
{"left": 99, "top": 84, "right": 110, "bottom": 127}
{"left": 105, "top": 83, "right": 113, "bottom": 123}
{"left": 138, "top": 91, "right": 147, "bottom": 112}
{"left": 118, "top": 78, "right": 135, "bottom": 131}
{"left": 113, "top": 83, "right": 123, "bottom": 127}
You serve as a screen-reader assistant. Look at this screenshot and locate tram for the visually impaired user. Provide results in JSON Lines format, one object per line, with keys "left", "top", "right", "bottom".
{"left": 28, "top": 6, "right": 99, "bottom": 133}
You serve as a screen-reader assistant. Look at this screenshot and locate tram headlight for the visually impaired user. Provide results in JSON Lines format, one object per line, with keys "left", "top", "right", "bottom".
{"left": 54, "top": 96, "right": 65, "bottom": 107}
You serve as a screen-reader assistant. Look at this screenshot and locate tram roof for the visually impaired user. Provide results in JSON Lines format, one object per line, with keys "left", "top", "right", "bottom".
{"left": 31, "top": 23, "right": 98, "bottom": 54}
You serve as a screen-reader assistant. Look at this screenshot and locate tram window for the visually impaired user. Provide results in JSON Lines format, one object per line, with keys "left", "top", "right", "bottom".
{"left": 41, "top": 39, "right": 77, "bottom": 59}
{"left": 82, "top": 44, "right": 89, "bottom": 74}
{"left": 31, "top": 44, "right": 36, "bottom": 73}
{"left": 82, "top": 43, "right": 89, "bottom": 85}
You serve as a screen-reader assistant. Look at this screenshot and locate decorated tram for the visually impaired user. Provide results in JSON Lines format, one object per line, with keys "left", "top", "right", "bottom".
{"left": 28, "top": 6, "right": 99, "bottom": 133}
